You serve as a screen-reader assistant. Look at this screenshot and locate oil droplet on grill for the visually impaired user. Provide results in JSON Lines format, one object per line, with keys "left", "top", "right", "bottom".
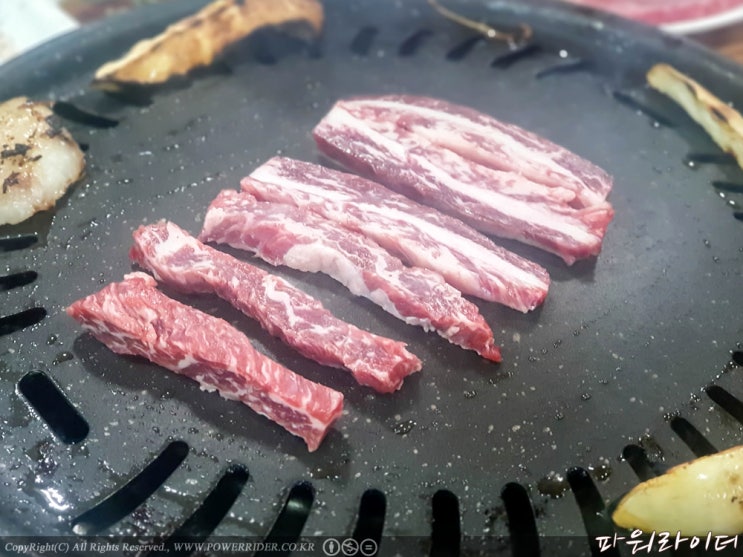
{"left": 52, "top": 352, "right": 74, "bottom": 365}
{"left": 580, "top": 392, "right": 592, "bottom": 401}
{"left": 536, "top": 471, "right": 569, "bottom": 499}
{"left": 393, "top": 420, "right": 417, "bottom": 435}
{"left": 588, "top": 459, "right": 612, "bottom": 482}
{"left": 555, "top": 411, "right": 565, "bottom": 421}
{"left": 463, "top": 390, "right": 477, "bottom": 399}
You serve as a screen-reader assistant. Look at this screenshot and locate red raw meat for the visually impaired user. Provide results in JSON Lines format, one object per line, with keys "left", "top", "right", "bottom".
{"left": 130, "top": 221, "right": 421, "bottom": 393}
{"left": 200, "top": 190, "right": 501, "bottom": 362}
{"left": 313, "top": 96, "right": 614, "bottom": 265}
{"left": 242, "top": 157, "right": 550, "bottom": 313}
{"left": 66, "top": 272, "right": 344, "bottom": 451}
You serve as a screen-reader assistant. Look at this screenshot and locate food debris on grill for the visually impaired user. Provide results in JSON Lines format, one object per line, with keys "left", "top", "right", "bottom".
{"left": 612, "top": 444, "right": 743, "bottom": 536}
{"left": 92, "top": 0, "right": 324, "bottom": 91}
{"left": 648, "top": 63, "right": 743, "bottom": 172}
{"left": 0, "top": 97, "right": 85, "bottom": 226}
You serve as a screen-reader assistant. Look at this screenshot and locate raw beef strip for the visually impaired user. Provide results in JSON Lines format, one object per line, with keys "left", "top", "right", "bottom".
{"left": 66, "top": 272, "right": 344, "bottom": 451}
{"left": 200, "top": 190, "right": 501, "bottom": 362}
{"left": 313, "top": 98, "right": 614, "bottom": 265}
{"left": 332, "top": 95, "right": 613, "bottom": 208}
{"left": 130, "top": 221, "right": 421, "bottom": 393}
{"left": 242, "top": 157, "right": 550, "bottom": 312}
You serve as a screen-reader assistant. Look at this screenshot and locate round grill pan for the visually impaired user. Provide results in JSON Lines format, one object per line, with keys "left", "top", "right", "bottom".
{"left": 1, "top": 0, "right": 742, "bottom": 555}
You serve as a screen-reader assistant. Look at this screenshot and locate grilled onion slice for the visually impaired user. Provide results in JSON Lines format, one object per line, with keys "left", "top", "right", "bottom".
{"left": 93, "top": 0, "right": 324, "bottom": 91}
{"left": 612, "top": 445, "right": 743, "bottom": 536}
{"left": 0, "top": 97, "right": 85, "bottom": 226}
{"left": 647, "top": 63, "right": 743, "bottom": 170}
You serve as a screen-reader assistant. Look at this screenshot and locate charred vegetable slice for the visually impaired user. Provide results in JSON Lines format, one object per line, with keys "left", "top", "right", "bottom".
{"left": 613, "top": 445, "right": 743, "bottom": 536}
{"left": 93, "top": 0, "right": 324, "bottom": 91}
{"left": 648, "top": 63, "right": 743, "bottom": 171}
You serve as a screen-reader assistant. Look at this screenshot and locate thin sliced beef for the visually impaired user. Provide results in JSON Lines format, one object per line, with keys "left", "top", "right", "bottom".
{"left": 313, "top": 96, "right": 615, "bottom": 265}
{"left": 337, "top": 95, "right": 613, "bottom": 207}
{"left": 66, "top": 272, "right": 344, "bottom": 451}
{"left": 200, "top": 190, "right": 501, "bottom": 362}
{"left": 130, "top": 221, "right": 422, "bottom": 393}
{"left": 242, "top": 157, "right": 550, "bottom": 312}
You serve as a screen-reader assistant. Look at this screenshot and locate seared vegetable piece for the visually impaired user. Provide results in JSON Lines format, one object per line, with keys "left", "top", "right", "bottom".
{"left": 0, "top": 97, "right": 85, "bottom": 226}
{"left": 93, "top": 0, "right": 324, "bottom": 90}
{"left": 648, "top": 63, "right": 743, "bottom": 170}
{"left": 613, "top": 445, "right": 743, "bottom": 536}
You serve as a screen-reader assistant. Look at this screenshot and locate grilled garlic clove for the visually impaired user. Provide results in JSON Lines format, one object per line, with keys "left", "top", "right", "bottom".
{"left": 612, "top": 445, "right": 743, "bottom": 536}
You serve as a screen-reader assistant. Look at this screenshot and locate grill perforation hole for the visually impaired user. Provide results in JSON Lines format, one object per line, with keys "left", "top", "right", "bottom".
{"left": 350, "top": 26, "right": 379, "bottom": 56}
{"left": 501, "top": 482, "right": 540, "bottom": 557}
{"left": 18, "top": 371, "right": 89, "bottom": 444}
{"left": 154, "top": 464, "right": 249, "bottom": 556}
{"left": 683, "top": 152, "right": 737, "bottom": 168}
{"left": 567, "top": 467, "right": 618, "bottom": 557}
{"left": 398, "top": 29, "right": 434, "bottom": 57}
{"left": 612, "top": 90, "right": 676, "bottom": 127}
{"left": 621, "top": 445, "right": 658, "bottom": 481}
{"left": 52, "top": 101, "right": 119, "bottom": 128}
{"left": 255, "top": 481, "right": 314, "bottom": 557}
{"left": 445, "top": 36, "right": 483, "bottom": 61}
{"left": 491, "top": 43, "right": 542, "bottom": 69}
{"left": 733, "top": 351, "right": 743, "bottom": 366}
{"left": 535, "top": 58, "right": 592, "bottom": 79}
{"left": 430, "top": 490, "right": 460, "bottom": 557}
{"left": 706, "top": 385, "right": 743, "bottom": 424}
{"left": 0, "top": 307, "right": 47, "bottom": 336}
{"left": 71, "top": 440, "right": 190, "bottom": 535}
{"left": 0, "top": 233, "right": 38, "bottom": 252}
{"left": 352, "top": 488, "right": 386, "bottom": 548}
{"left": 0, "top": 270, "right": 37, "bottom": 291}
{"left": 669, "top": 417, "right": 718, "bottom": 457}
{"left": 712, "top": 181, "right": 743, "bottom": 194}
{"left": 734, "top": 211, "right": 743, "bottom": 221}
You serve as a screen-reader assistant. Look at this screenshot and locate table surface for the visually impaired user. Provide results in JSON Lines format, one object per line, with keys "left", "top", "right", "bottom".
{"left": 696, "top": 22, "right": 743, "bottom": 63}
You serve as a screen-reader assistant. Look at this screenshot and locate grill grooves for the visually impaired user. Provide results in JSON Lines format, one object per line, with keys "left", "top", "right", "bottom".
{"left": 255, "top": 481, "right": 314, "bottom": 556}
{"left": 669, "top": 417, "right": 718, "bottom": 457}
{"left": 71, "top": 440, "right": 190, "bottom": 535}
{"left": 18, "top": 371, "right": 89, "bottom": 444}
{"left": 0, "top": 307, "right": 47, "bottom": 336}
{"left": 430, "top": 490, "right": 460, "bottom": 557}
{"left": 0, "top": 1, "right": 742, "bottom": 553}
{"left": 567, "top": 467, "right": 618, "bottom": 557}
{"left": 352, "top": 489, "right": 386, "bottom": 546}
{"left": 501, "top": 482, "right": 540, "bottom": 557}
{"left": 0, "top": 233, "right": 38, "bottom": 252}
{"left": 0, "top": 270, "right": 37, "bottom": 291}
{"left": 155, "top": 464, "right": 250, "bottom": 556}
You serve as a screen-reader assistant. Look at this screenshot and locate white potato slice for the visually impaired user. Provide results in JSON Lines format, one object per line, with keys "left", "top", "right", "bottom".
{"left": 613, "top": 445, "right": 743, "bottom": 536}
{"left": 93, "top": 0, "right": 324, "bottom": 90}
{"left": 0, "top": 96, "right": 85, "bottom": 226}
{"left": 647, "top": 63, "right": 743, "bottom": 170}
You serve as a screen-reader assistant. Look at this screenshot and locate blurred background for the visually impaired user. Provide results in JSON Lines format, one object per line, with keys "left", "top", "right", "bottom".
{"left": 1, "top": 0, "right": 743, "bottom": 65}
